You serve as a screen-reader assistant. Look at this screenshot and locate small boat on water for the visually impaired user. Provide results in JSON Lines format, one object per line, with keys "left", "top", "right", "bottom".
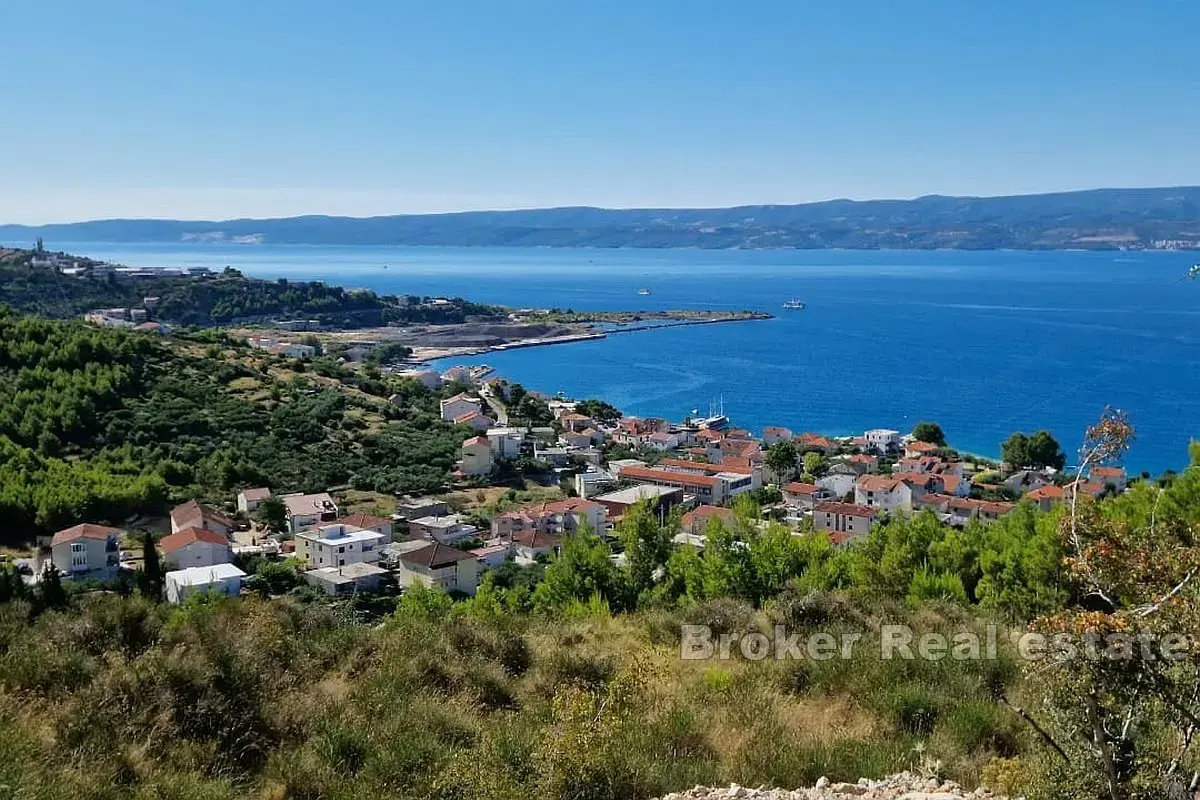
{"left": 637, "top": 287, "right": 651, "bottom": 296}
{"left": 783, "top": 298, "right": 806, "bottom": 309}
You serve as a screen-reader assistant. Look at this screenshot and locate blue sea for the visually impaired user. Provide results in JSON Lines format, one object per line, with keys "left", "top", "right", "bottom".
{"left": 36, "top": 242, "right": 1200, "bottom": 474}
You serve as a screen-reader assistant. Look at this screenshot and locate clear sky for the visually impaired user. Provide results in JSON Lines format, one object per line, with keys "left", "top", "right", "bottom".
{"left": 2, "top": 0, "right": 1198, "bottom": 223}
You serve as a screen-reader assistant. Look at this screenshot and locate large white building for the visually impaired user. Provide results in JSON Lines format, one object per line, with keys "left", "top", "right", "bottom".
{"left": 295, "top": 523, "right": 384, "bottom": 569}
{"left": 854, "top": 474, "right": 913, "bottom": 514}
{"left": 165, "top": 563, "right": 247, "bottom": 604}
{"left": 160, "top": 527, "right": 233, "bottom": 569}
{"left": 863, "top": 429, "right": 902, "bottom": 453}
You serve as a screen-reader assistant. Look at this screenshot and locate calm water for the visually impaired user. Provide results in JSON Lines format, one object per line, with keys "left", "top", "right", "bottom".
{"left": 41, "top": 242, "right": 1200, "bottom": 474}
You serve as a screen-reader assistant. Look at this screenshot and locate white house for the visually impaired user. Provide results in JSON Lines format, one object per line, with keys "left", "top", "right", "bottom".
{"left": 440, "top": 393, "right": 483, "bottom": 422}
{"left": 854, "top": 474, "right": 913, "bottom": 514}
{"left": 645, "top": 431, "right": 680, "bottom": 452}
{"left": 48, "top": 523, "right": 122, "bottom": 581}
{"left": 762, "top": 426, "right": 794, "bottom": 446}
{"left": 396, "top": 369, "right": 443, "bottom": 390}
{"left": 409, "top": 513, "right": 479, "bottom": 544}
{"left": 782, "top": 481, "right": 823, "bottom": 511}
{"left": 487, "top": 427, "right": 526, "bottom": 460}
{"left": 165, "top": 563, "right": 247, "bottom": 604}
{"left": 282, "top": 492, "right": 339, "bottom": 534}
{"left": 295, "top": 523, "right": 383, "bottom": 569}
{"left": 304, "top": 562, "right": 388, "bottom": 596}
{"left": 460, "top": 436, "right": 494, "bottom": 476}
{"left": 395, "top": 542, "right": 481, "bottom": 595}
{"left": 455, "top": 410, "right": 493, "bottom": 431}
{"left": 160, "top": 527, "right": 233, "bottom": 569}
{"left": 812, "top": 501, "right": 877, "bottom": 544}
{"left": 864, "top": 429, "right": 902, "bottom": 453}
{"left": 340, "top": 513, "right": 395, "bottom": 542}
{"left": 816, "top": 472, "right": 857, "bottom": 500}
{"left": 511, "top": 530, "right": 562, "bottom": 565}
{"left": 237, "top": 487, "right": 272, "bottom": 514}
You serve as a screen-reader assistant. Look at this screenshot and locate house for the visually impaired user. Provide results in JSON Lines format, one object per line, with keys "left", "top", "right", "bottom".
{"left": 782, "top": 481, "right": 823, "bottom": 511}
{"left": 441, "top": 366, "right": 475, "bottom": 385}
{"left": 409, "top": 513, "right": 479, "bottom": 544}
{"left": 681, "top": 505, "right": 737, "bottom": 536}
{"left": 896, "top": 457, "right": 941, "bottom": 475}
{"left": 575, "top": 467, "right": 618, "bottom": 498}
{"left": 795, "top": 433, "right": 835, "bottom": 453}
{"left": 133, "top": 321, "right": 170, "bottom": 335}
{"left": 470, "top": 544, "right": 511, "bottom": 569}
{"left": 440, "top": 393, "right": 483, "bottom": 422}
{"left": 816, "top": 472, "right": 858, "bottom": 500}
{"left": 169, "top": 500, "right": 234, "bottom": 536}
{"left": 645, "top": 431, "right": 680, "bottom": 452}
{"left": 618, "top": 464, "right": 754, "bottom": 506}
{"left": 305, "top": 562, "right": 388, "bottom": 596}
{"left": 396, "top": 496, "right": 448, "bottom": 521}
{"left": 837, "top": 454, "right": 879, "bottom": 475}
{"left": 395, "top": 542, "right": 481, "bottom": 595}
{"left": 160, "top": 527, "right": 233, "bottom": 569}
{"left": 904, "top": 440, "right": 941, "bottom": 458}
{"left": 512, "top": 530, "right": 563, "bottom": 564}
{"left": 864, "top": 429, "right": 901, "bottom": 453}
{"left": 1093, "top": 466, "right": 1128, "bottom": 492}
{"left": 762, "top": 426, "right": 793, "bottom": 445}
{"left": 1003, "top": 469, "right": 1052, "bottom": 495}
{"left": 48, "top": 524, "right": 122, "bottom": 581}
{"left": 946, "top": 497, "right": 1016, "bottom": 527}
{"left": 487, "top": 427, "right": 526, "bottom": 460}
{"left": 812, "top": 501, "right": 877, "bottom": 544}
{"left": 460, "top": 436, "right": 494, "bottom": 477}
{"left": 656, "top": 458, "right": 763, "bottom": 492}
{"left": 891, "top": 472, "right": 944, "bottom": 500}
{"left": 562, "top": 429, "right": 596, "bottom": 449}
{"left": 165, "top": 563, "right": 247, "bottom": 604}
{"left": 558, "top": 412, "right": 595, "bottom": 433}
{"left": 492, "top": 498, "right": 607, "bottom": 538}
{"left": 295, "top": 523, "right": 384, "bottom": 568}
{"left": 396, "top": 369, "right": 443, "bottom": 390}
{"left": 237, "top": 487, "right": 272, "bottom": 514}
{"left": 1026, "top": 484, "right": 1065, "bottom": 512}
{"left": 340, "top": 513, "right": 394, "bottom": 542}
{"left": 282, "top": 492, "right": 339, "bottom": 534}
{"left": 455, "top": 410, "right": 493, "bottom": 432}
{"left": 854, "top": 474, "right": 913, "bottom": 514}
{"left": 594, "top": 484, "right": 685, "bottom": 523}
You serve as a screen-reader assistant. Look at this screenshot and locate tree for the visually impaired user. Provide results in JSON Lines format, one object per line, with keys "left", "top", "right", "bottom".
{"left": 617, "top": 501, "right": 673, "bottom": 599}
{"left": 803, "top": 451, "right": 828, "bottom": 478}
{"left": 254, "top": 496, "right": 288, "bottom": 534}
{"left": 574, "top": 399, "right": 622, "bottom": 424}
{"left": 764, "top": 440, "right": 800, "bottom": 482}
{"left": 532, "top": 524, "right": 625, "bottom": 612}
{"left": 1002, "top": 430, "right": 1066, "bottom": 470}
{"left": 912, "top": 421, "right": 946, "bottom": 447}
{"left": 139, "top": 530, "right": 164, "bottom": 601}
{"left": 36, "top": 564, "right": 66, "bottom": 611}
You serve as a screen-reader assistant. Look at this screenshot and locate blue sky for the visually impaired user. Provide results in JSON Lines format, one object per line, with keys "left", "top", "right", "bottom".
{"left": 2, "top": 0, "right": 1198, "bottom": 223}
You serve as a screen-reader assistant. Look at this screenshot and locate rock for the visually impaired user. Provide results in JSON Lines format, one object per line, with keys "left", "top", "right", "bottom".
{"left": 648, "top": 773, "right": 1006, "bottom": 800}
{"left": 815, "top": 777, "right": 830, "bottom": 789}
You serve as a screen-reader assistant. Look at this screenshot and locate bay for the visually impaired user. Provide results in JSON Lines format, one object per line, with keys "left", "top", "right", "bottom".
{"left": 51, "top": 242, "right": 1200, "bottom": 474}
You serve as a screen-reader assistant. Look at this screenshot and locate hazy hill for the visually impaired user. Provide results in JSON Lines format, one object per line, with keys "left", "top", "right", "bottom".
{"left": 4, "top": 186, "right": 1200, "bottom": 249}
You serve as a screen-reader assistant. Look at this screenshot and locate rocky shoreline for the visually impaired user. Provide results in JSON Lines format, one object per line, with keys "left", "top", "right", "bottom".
{"left": 653, "top": 773, "right": 1003, "bottom": 800}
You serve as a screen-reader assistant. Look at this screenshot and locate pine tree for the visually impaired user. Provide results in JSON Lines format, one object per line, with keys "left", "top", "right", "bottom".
{"left": 140, "top": 530, "right": 164, "bottom": 601}
{"left": 37, "top": 564, "right": 66, "bottom": 611}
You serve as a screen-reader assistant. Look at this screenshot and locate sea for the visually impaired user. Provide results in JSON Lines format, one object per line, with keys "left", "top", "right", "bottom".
{"left": 27, "top": 241, "right": 1200, "bottom": 475}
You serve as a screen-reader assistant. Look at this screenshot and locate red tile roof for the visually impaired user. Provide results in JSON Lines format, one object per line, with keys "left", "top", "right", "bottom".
{"left": 682, "top": 506, "right": 735, "bottom": 530}
{"left": 341, "top": 513, "right": 391, "bottom": 529}
{"left": 51, "top": 523, "right": 122, "bottom": 547}
{"left": 1027, "top": 484, "right": 1065, "bottom": 500}
{"left": 170, "top": 500, "right": 232, "bottom": 530}
{"left": 1093, "top": 466, "right": 1125, "bottom": 478}
{"left": 620, "top": 465, "right": 720, "bottom": 488}
{"left": 783, "top": 481, "right": 819, "bottom": 495}
{"left": 240, "top": 487, "right": 272, "bottom": 502}
{"left": 856, "top": 474, "right": 904, "bottom": 492}
{"left": 402, "top": 542, "right": 477, "bottom": 568}
{"left": 160, "top": 527, "right": 228, "bottom": 554}
{"left": 658, "top": 458, "right": 753, "bottom": 476}
{"left": 512, "top": 530, "right": 562, "bottom": 549}
{"left": 906, "top": 440, "right": 940, "bottom": 453}
{"left": 542, "top": 498, "right": 603, "bottom": 515}
{"left": 795, "top": 433, "right": 834, "bottom": 449}
{"left": 462, "top": 435, "right": 491, "bottom": 448}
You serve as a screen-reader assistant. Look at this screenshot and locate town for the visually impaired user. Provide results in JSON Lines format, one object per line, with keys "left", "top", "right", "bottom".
{"left": 29, "top": 356, "right": 1125, "bottom": 606}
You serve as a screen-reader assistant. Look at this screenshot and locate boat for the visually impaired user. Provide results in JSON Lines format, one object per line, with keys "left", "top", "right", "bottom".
{"left": 1186, "top": 264, "right": 1200, "bottom": 280}
{"left": 783, "top": 298, "right": 806, "bottom": 309}
{"left": 637, "top": 288, "right": 651, "bottom": 296}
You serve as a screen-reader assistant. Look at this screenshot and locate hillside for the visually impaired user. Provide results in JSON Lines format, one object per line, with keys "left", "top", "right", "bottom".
{"left": 0, "top": 310, "right": 471, "bottom": 542}
{"left": 0, "top": 249, "right": 504, "bottom": 327}
{"left": 5, "top": 186, "right": 1200, "bottom": 249}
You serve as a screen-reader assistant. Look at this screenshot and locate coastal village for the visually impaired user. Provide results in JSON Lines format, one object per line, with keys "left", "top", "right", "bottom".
{"left": 30, "top": 346, "right": 1126, "bottom": 605}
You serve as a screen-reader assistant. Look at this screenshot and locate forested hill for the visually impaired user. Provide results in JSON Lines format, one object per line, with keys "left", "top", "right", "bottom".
{"left": 5, "top": 186, "right": 1200, "bottom": 249}
{"left": 0, "top": 250, "right": 503, "bottom": 327}
{"left": 0, "top": 309, "right": 471, "bottom": 543}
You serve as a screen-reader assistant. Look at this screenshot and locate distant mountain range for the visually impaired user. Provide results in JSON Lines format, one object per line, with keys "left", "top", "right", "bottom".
{"left": 6, "top": 186, "right": 1200, "bottom": 250}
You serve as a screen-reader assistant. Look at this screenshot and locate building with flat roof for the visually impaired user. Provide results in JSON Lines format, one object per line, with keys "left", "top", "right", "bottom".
{"left": 593, "top": 484, "right": 685, "bottom": 522}
{"left": 164, "top": 563, "right": 246, "bottom": 604}
{"left": 295, "top": 523, "right": 383, "bottom": 568}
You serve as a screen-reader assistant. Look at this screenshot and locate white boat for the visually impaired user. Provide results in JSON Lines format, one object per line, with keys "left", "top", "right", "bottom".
{"left": 637, "top": 288, "right": 651, "bottom": 295}
{"left": 783, "top": 298, "right": 806, "bottom": 309}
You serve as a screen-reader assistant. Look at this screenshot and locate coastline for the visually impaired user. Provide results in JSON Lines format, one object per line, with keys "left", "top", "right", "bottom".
{"left": 407, "top": 313, "right": 771, "bottom": 363}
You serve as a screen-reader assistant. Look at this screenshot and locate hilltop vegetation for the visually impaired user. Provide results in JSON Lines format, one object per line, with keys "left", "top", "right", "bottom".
{"left": 5, "top": 186, "right": 1200, "bottom": 249}
{"left": 0, "top": 309, "right": 470, "bottom": 542}
{"left": 0, "top": 252, "right": 504, "bottom": 327}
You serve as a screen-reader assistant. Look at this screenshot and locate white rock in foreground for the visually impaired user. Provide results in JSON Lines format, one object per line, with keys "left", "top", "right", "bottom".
{"left": 652, "top": 772, "right": 1002, "bottom": 800}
